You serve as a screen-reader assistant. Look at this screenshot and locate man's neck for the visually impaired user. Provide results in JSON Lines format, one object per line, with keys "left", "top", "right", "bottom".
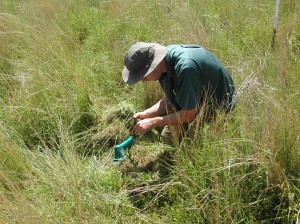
{"left": 161, "top": 59, "right": 167, "bottom": 73}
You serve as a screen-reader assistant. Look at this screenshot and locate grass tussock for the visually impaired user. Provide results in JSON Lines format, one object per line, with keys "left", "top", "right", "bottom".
{"left": 0, "top": 0, "right": 300, "bottom": 223}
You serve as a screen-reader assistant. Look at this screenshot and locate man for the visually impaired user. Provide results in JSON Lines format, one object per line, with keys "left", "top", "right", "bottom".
{"left": 122, "top": 42, "right": 236, "bottom": 144}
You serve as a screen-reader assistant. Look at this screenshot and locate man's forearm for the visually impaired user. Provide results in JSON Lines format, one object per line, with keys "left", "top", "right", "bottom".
{"left": 143, "top": 97, "right": 169, "bottom": 118}
{"left": 152, "top": 108, "right": 197, "bottom": 128}
{"left": 133, "top": 107, "right": 197, "bottom": 135}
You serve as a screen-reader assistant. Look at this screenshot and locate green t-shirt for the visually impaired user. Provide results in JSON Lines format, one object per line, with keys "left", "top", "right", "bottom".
{"left": 159, "top": 45, "right": 235, "bottom": 112}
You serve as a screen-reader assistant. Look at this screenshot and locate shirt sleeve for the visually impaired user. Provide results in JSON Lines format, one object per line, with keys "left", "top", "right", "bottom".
{"left": 175, "top": 66, "right": 202, "bottom": 110}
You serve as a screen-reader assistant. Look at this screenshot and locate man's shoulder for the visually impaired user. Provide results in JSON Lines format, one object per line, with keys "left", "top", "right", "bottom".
{"left": 167, "top": 44, "right": 206, "bottom": 61}
{"left": 167, "top": 47, "right": 201, "bottom": 71}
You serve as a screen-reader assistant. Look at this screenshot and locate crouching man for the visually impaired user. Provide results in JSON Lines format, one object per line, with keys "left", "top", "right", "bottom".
{"left": 122, "top": 42, "right": 237, "bottom": 145}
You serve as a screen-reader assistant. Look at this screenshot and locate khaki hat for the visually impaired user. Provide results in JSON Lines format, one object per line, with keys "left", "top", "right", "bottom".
{"left": 122, "top": 42, "right": 167, "bottom": 85}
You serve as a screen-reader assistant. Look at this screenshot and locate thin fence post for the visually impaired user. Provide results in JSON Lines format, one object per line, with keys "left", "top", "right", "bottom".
{"left": 272, "top": 0, "right": 281, "bottom": 48}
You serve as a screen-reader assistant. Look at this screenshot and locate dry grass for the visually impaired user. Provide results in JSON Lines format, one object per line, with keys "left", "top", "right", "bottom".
{"left": 0, "top": 0, "right": 299, "bottom": 223}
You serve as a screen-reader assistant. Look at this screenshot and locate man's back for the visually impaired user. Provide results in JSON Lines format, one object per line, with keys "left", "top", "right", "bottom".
{"left": 161, "top": 44, "right": 235, "bottom": 112}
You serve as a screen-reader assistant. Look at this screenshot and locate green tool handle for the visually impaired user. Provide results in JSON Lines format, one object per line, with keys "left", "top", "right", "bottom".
{"left": 114, "top": 136, "right": 134, "bottom": 150}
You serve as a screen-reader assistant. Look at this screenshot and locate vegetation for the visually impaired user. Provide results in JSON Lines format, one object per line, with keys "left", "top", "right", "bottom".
{"left": 1, "top": 0, "right": 300, "bottom": 223}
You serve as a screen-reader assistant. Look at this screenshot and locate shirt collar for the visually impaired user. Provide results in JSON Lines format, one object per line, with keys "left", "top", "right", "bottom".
{"left": 159, "top": 72, "right": 167, "bottom": 82}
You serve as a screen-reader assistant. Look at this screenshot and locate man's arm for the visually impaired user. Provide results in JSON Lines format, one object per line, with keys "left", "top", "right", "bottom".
{"left": 133, "top": 108, "right": 197, "bottom": 135}
{"left": 133, "top": 97, "right": 171, "bottom": 119}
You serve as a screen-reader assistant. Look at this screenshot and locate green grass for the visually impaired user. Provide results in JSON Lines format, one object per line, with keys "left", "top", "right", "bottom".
{"left": 1, "top": 0, "right": 300, "bottom": 223}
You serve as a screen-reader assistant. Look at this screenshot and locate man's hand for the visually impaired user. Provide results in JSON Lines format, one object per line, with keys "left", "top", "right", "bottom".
{"left": 133, "top": 118, "right": 157, "bottom": 135}
{"left": 133, "top": 111, "right": 151, "bottom": 120}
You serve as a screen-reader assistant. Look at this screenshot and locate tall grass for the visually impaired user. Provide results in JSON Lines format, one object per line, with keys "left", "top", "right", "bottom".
{"left": 0, "top": 0, "right": 300, "bottom": 223}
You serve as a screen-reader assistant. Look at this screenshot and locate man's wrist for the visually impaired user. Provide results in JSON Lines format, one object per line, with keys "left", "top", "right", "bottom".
{"left": 152, "top": 117, "right": 164, "bottom": 128}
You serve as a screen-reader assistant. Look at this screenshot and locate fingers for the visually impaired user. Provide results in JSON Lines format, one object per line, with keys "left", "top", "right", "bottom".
{"left": 133, "top": 117, "right": 141, "bottom": 125}
{"left": 130, "top": 113, "right": 142, "bottom": 133}
{"left": 133, "top": 112, "right": 149, "bottom": 119}
{"left": 132, "top": 121, "right": 145, "bottom": 135}
{"left": 132, "top": 119, "right": 153, "bottom": 135}
{"left": 132, "top": 122, "right": 143, "bottom": 134}
{"left": 133, "top": 113, "right": 139, "bottom": 119}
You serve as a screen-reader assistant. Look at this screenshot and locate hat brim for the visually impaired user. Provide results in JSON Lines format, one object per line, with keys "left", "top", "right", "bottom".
{"left": 122, "top": 43, "right": 167, "bottom": 85}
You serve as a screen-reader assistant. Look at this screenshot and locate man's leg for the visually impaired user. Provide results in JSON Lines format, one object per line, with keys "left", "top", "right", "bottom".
{"left": 160, "top": 126, "right": 177, "bottom": 145}
{"left": 160, "top": 123, "right": 193, "bottom": 145}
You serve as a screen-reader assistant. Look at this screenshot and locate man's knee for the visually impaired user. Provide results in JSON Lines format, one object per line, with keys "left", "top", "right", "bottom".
{"left": 160, "top": 126, "right": 174, "bottom": 145}
{"left": 160, "top": 125, "right": 190, "bottom": 146}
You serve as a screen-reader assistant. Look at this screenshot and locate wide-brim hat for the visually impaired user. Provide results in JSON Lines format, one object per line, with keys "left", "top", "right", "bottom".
{"left": 122, "top": 42, "right": 167, "bottom": 85}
